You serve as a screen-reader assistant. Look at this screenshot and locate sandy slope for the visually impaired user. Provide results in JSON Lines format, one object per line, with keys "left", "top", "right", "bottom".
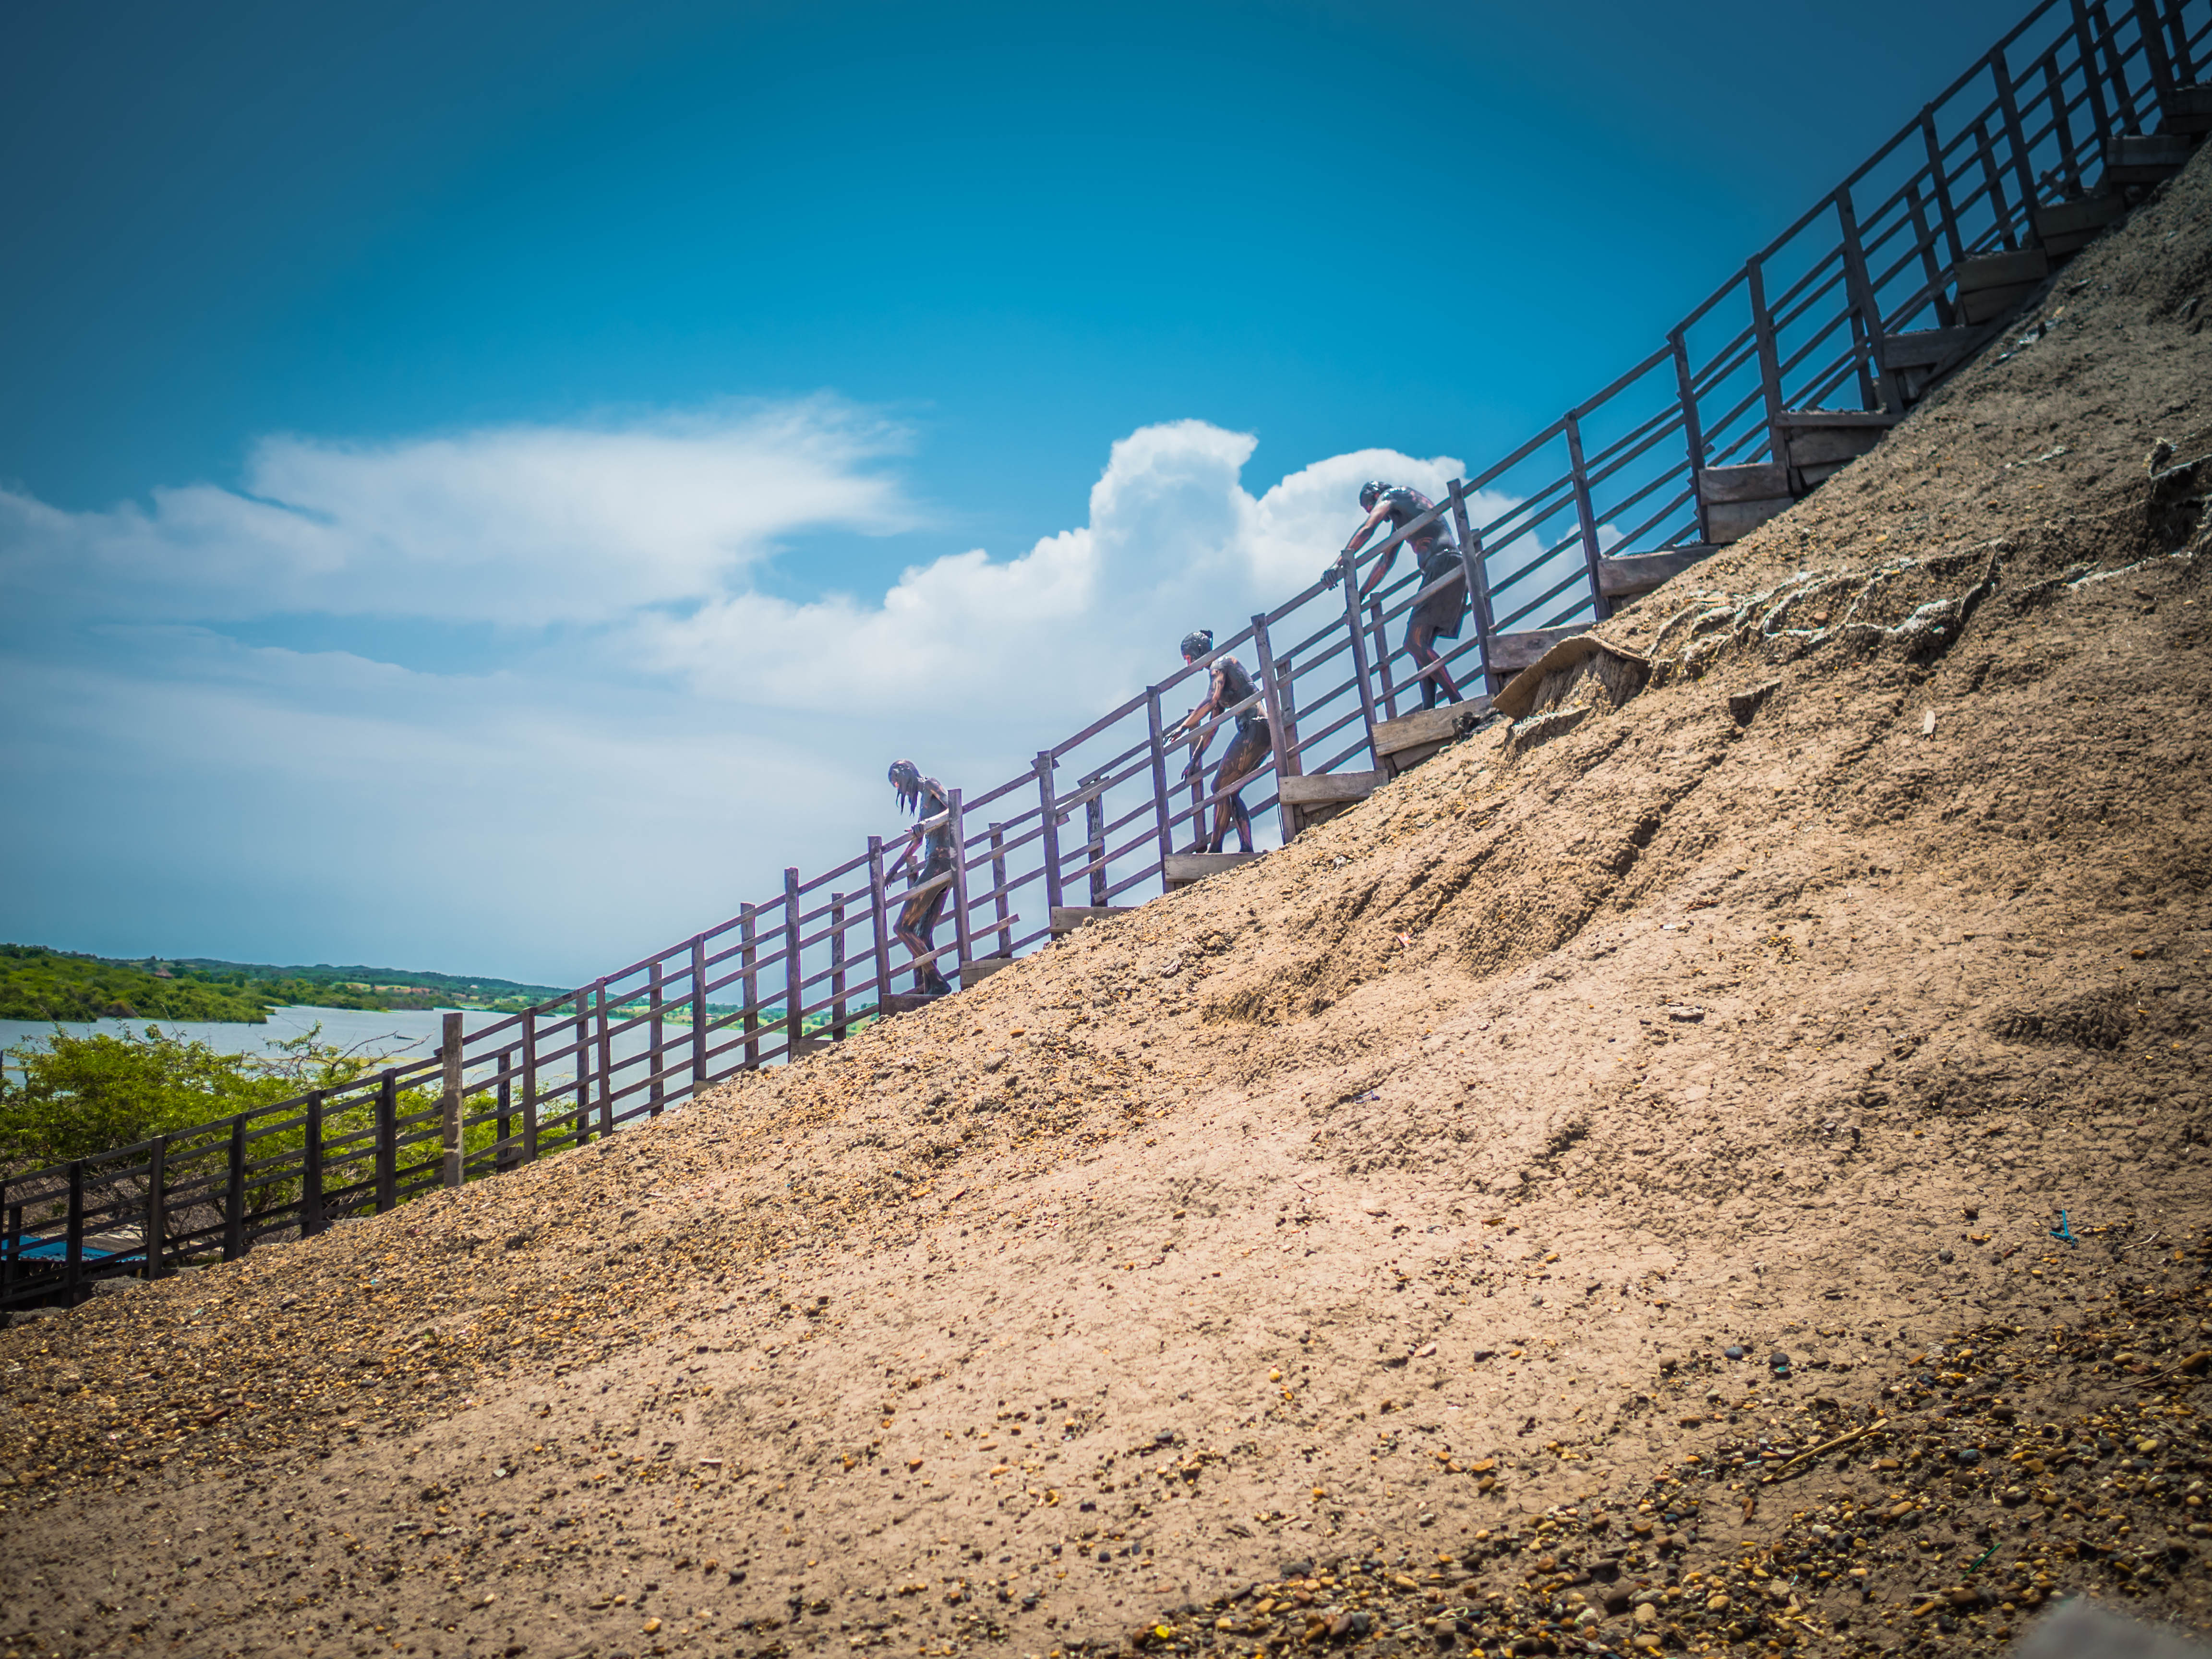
{"left": 4, "top": 150, "right": 2212, "bottom": 1659}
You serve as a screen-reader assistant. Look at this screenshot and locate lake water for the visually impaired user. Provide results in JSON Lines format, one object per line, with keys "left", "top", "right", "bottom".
{"left": 0, "top": 1005, "right": 678, "bottom": 1085}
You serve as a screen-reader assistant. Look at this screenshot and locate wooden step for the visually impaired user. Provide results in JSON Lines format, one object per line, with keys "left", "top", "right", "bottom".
{"left": 1279, "top": 769, "right": 1388, "bottom": 838}
{"left": 1878, "top": 325, "right": 1985, "bottom": 369}
{"left": 1696, "top": 463, "right": 1794, "bottom": 544}
{"left": 960, "top": 956, "right": 1016, "bottom": 985}
{"left": 790, "top": 1035, "right": 834, "bottom": 1058}
{"left": 1373, "top": 697, "right": 1494, "bottom": 760}
{"left": 2105, "top": 132, "right": 2193, "bottom": 184}
{"left": 1049, "top": 905, "right": 1133, "bottom": 937}
{"left": 1162, "top": 851, "right": 1261, "bottom": 890}
{"left": 1697, "top": 462, "right": 1790, "bottom": 502}
{"left": 2168, "top": 86, "right": 2212, "bottom": 137}
{"left": 2032, "top": 192, "right": 2127, "bottom": 255}
{"left": 1278, "top": 769, "right": 1387, "bottom": 807}
{"left": 1774, "top": 408, "right": 1901, "bottom": 429}
{"left": 1955, "top": 248, "right": 2049, "bottom": 292}
{"left": 880, "top": 991, "right": 944, "bottom": 1015}
{"left": 1489, "top": 625, "right": 1589, "bottom": 675}
{"left": 1599, "top": 546, "right": 1719, "bottom": 601}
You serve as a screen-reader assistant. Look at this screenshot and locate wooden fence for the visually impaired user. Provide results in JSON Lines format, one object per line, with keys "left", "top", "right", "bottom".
{"left": 4, "top": 0, "right": 2206, "bottom": 1310}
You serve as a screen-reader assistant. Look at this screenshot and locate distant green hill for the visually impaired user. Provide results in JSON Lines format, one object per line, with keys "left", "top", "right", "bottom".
{"left": 0, "top": 945, "right": 574, "bottom": 1025}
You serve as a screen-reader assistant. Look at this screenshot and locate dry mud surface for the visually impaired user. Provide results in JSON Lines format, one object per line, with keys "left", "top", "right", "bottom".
{"left": 7, "top": 155, "right": 2212, "bottom": 1659}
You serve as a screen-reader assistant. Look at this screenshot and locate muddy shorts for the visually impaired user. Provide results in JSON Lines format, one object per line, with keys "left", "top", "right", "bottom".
{"left": 899, "top": 848, "right": 953, "bottom": 936}
{"left": 1409, "top": 547, "right": 1468, "bottom": 640}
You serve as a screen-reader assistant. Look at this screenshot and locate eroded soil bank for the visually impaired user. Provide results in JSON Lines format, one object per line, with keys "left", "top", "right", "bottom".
{"left": 5, "top": 148, "right": 2212, "bottom": 1659}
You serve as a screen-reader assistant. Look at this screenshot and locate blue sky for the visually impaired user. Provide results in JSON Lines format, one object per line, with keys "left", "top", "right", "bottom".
{"left": 1, "top": 0, "right": 2028, "bottom": 984}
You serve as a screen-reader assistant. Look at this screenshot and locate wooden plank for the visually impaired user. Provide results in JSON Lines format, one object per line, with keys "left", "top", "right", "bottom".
{"left": 1955, "top": 248, "right": 2049, "bottom": 292}
{"left": 1877, "top": 325, "right": 1984, "bottom": 368}
{"left": 1373, "top": 697, "right": 1495, "bottom": 758}
{"left": 1488, "top": 625, "right": 1588, "bottom": 674}
{"left": 1956, "top": 280, "right": 2040, "bottom": 325}
{"left": 1563, "top": 411, "right": 1609, "bottom": 621}
{"left": 1163, "top": 851, "right": 1261, "bottom": 888}
{"left": 1050, "top": 905, "right": 1133, "bottom": 937}
{"left": 879, "top": 991, "right": 941, "bottom": 1016}
{"left": 1696, "top": 462, "right": 1790, "bottom": 504}
{"left": 2031, "top": 192, "right": 2127, "bottom": 240}
{"left": 2170, "top": 86, "right": 2212, "bottom": 134}
{"left": 1336, "top": 548, "right": 1382, "bottom": 767}
{"left": 2104, "top": 133, "right": 2192, "bottom": 181}
{"left": 961, "top": 956, "right": 1016, "bottom": 984}
{"left": 1773, "top": 408, "right": 1903, "bottom": 429}
{"left": 1707, "top": 495, "right": 1795, "bottom": 544}
{"left": 1786, "top": 425, "right": 1887, "bottom": 468}
{"left": 1598, "top": 547, "right": 1719, "bottom": 600}
{"left": 1278, "top": 769, "right": 1387, "bottom": 806}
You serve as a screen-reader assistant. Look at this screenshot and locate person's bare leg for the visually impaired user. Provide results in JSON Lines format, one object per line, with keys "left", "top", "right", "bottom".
{"left": 1210, "top": 733, "right": 1263, "bottom": 854}
{"left": 1407, "top": 622, "right": 1464, "bottom": 709}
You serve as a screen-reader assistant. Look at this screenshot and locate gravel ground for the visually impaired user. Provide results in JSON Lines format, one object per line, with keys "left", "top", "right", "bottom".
{"left": 3, "top": 143, "right": 2211, "bottom": 1659}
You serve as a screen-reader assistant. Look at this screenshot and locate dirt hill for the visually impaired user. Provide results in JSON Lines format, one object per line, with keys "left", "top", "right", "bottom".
{"left": 5, "top": 152, "right": 2212, "bottom": 1659}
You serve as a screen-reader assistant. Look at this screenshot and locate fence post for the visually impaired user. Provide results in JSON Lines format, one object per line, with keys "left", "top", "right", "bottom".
{"left": 375, "top": 1071, "right": 397, "bottom": 1211}
{"left": 741, "top": 903, "right": 761, "bottom": 1069}
{"left": 66, "top": 1160, "right": 85, "bottom": 1300}
{"left": 1144, "top": 691, "right": 1177, "bottom": 871}
{"left": 649, "top": 962, "right": 665, "bottom": 1117}
{"left": 3, "top": 1201, "right": 19, "bottom": 1304}
{"left": 440, "top": 1011, "right": 464, "bottom": 1189}
{"left": 594, "top": 982, "right": 613, "bottom": 1136}
{"left": 301, "top": 1090, "right": 326, "bottom": 1237}
{"left": 144, "top": 1138, "right": 166, "bottom": 1281}
{"left": 988, "top": 825, "right": 1013, "bottom": 957}
{"left": 1447, "top": 481, "right": 1498, "bottom": 691}
{"left": 782, "top": 868, "right": 804, "bottom": 1055}
{"left": 573, "top": 989, "right": 592, "bottom": 1143}
{"left": 494, "top": 1051, "right": 514, "bottom": 1169}
{"left": 1251, "top": 613, "right": 1298, "bottom": 839}
{"left": 1275, "top": 652, "right": 1303, "bottom": 766}
{"left": 867, "top": 837, "right": 893, "bottom": 1017}
{"left": 2099, "top": 2, "right": 2145, "bottom": 140}
{"left": 521, "top": 1014, "right": 541, "bottom": 1164}
{"left": 1035, "top": 751, "right": 1065, "bottom": 914}
{"left": 2069, "top": 0, "right": 2115, "bottom": 145}
{"left": 1562, "top": 410, "right": 1610, "bottom": 621}
{"left": 1989, "top": 46, "right": 2040, "bottom": 228}
{"left": 1974, "top": 119, "right": 2015, "bottom": 249}
{"left": 1368, "top": 600, "right": 1399, "bottom": 720}
{"left": 690, "top": 935, "right": 709, "bottom": 1087}
{"left": 1745, "top": 260, "right": 1789, "bottom": 473}
{"left": 2131, "top": 0, "right": 2179, "bottom": 114}
{"left": 2043, "top": 58, "right": 2082, "bottom": 195}
{"left": 223, "top": 1120, "right": 246, "bottom": 1260}
{"left": 2160, "top": 0, "right": 2193, "bottom": 86}
{"left": 1918, "top": 109, "right": 1968, "bottom": 269}
{"left": 1905, "top": 185, "right": 1955, "bottom": 328}
{"left": 1337, "top": 548, "right": 1383, "bottom": 767}
{"left": 1835, "top": 187, "right": 1903, "bottom": 415}
{"left": 1081, "top": 783, "right": 1107, "bottom": 907}
{"left": 830, "top": 894, "right": 849, "bottom": 1038}
{"left": 948, "top": 790, "right": 975, "bottom": 979}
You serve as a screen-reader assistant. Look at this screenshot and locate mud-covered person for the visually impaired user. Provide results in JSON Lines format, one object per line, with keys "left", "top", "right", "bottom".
{"left": 1330, "top": 479, "right": 1469, "bottom": 710}
{"left": 1173, "top": 629, "right": 1269, "bottom": 855}
{"left": 888, "top": 759, "right": 957, "bottom": 996}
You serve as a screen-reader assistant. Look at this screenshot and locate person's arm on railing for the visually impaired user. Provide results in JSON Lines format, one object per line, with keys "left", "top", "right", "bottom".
{"left": 891, "top": 823, "right": 925, "bottom": 881}
{"left": 1323, "top": 500, "right": 1399, "bottom": 596}
{"left": 1173, "top": 663, "right": 1229, "bottom": 778}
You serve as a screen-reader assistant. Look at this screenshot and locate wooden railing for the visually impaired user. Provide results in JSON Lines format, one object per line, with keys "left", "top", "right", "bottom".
{"left": 3, "top": 0, "right": 2204, "bottom": 1309}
